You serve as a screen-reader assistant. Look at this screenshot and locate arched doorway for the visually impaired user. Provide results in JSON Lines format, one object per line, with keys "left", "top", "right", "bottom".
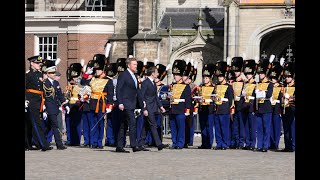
{"left": 260, "top": 28, "right": 295, "bottom": 59}
{"left": 246, "top": 19, "right": 295, "bottom": 59}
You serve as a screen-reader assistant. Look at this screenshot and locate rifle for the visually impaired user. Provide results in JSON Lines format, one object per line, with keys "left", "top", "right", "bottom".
{"left": 283, "top": 83, "right": 289, "bottom": 114}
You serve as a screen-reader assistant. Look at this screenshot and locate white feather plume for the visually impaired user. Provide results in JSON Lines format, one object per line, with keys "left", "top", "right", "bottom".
{"left": 55, "top": 58, "right": 61, "bottom": 65}
{"left": 80, "top": 59, "right": 85, "bottom": 67}
{"left": 128, "top": 55, "right": 134, "bottom": 58}
{"left": 165, "top": 64, "right": 171, "bottom": 71}
{"left": 226, "top": 57, "right": 231, "bottom": 66}
{"left": 242, "top": 52, "right": 246, "bottom": 60}
{"left": 269, "top": 54, "right": 275, "bottom": 63}
{"left": 154, "top": 59, "right": 159, "bottom": 65}
{"left": 190, "top": 58, "right": 194, "bottom": 66}
{"left": 185, "top": 57, "right": 190, "bottom": 64}
{"left": 47, "top": 56, "right": 52, "bottom": 60}
{"left": 254, "top": 56, "right": 259, "bottom": 64}
{"left": 194, "top": 61, "right": 198, "bottom": 69}
{"left": 280, "top": 57, "right": 285, "bottom": 66}
{"left": 105, "top": 43, "right": 112, "bottom": 58}
{"left": 143, "top": 58, "right": 148, "bottom": 65}
{"left": 82, "top": 65, "right": 87, "bottom": 72}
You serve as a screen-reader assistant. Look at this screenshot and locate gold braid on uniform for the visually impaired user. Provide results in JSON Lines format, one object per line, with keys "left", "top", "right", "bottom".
{"left": 43, "top": 83, "right": 55, "bottom": 98}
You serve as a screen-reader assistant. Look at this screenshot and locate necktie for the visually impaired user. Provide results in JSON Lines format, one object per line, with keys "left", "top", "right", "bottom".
{"left": 131, "top": 73, "right": 137, "bottom": 88}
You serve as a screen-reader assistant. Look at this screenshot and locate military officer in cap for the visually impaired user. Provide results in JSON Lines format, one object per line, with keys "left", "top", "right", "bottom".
{"left": 281, "top": 60, "right": 295, "bottom": 152}
{"left": 213, "top": 61, "right": 234, "bottom": 150}
{"left": 81, "top": 55, "right": 114, "bottom": 149}
{"left": 104, "top": 62, "right": 118, "bottom": 147}
{"left": 254, "top": 56, "right": 274, "bottom": 152}
{"left": 64, "top": 60, "right": 85, "bottom": 146}
{"left": 228, "top": 57, "right": 246, "bottom": 149}
{"left": 168, "top": 59, "right": 192, "bottom": 149}
{"left": 241, "top": 59, "right": 258, "bottom": 150}
{"left": 43, "top": 58, "right": 68, "bottom": 150}
{"left": 268, "top": 58, "right": 284, "bottom": 150}
{"left": 195, "top": 63, "right": 216, "bottom": 149}
{"left": 25, "top": 55, "right": 52, "bottom": 151}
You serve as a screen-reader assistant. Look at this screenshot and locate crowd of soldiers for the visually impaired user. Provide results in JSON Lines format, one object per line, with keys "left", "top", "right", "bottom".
{"left": 25, "top": 52, "right": 295, "bottom": 153}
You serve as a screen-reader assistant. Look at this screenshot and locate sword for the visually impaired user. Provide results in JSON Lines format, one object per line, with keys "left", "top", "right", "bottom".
{"left": 91, "top": 111, "right": 108, "bottom": 132}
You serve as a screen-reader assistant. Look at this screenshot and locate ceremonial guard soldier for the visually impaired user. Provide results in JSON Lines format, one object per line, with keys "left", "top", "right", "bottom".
{"left": 79, "top": 60, "right": 94, "bottom": 147}
{"left": 104, "top": 62, "right": 118, "bottom": 147}
{"left": 81, "top": 55, "right": 114, "bottom": 149}
{"left": 241, "top": 59, "right": 257, "bottom": 150}
{"left": 168, "top": 59, "right": 192, "bottom": 149}
{"left": 43, "top": 58, "right": 68, "bottom": 150}
{"left": 268, "top": 58, "right": 284, "bottom": 150}
{"left": 254, "top": 56, "right": 274, "bottom": 152}
{"left": 213, "top": 61, "right": 234, "bottom": 150}
{"left": 182, "top": 59, "right": 198, "bottom": 148}
{"left": 195, "top": 63, "right": 216, "bottom": 149}
{"left": 25, "top": 55, "right": 52, "bottom": 151}
{"left": 281, "top": 59, "right": 295, "bottom": 152}
{"left": 64, "top": 60, "right": 85, "bottom": 146}
{"left": 228, "top": 57, "right": 245, "bottom": 149}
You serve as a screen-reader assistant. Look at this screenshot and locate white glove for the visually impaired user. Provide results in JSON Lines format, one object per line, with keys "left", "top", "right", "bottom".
{"left": 80, "top": 97, "right": 85, "bottom": 102}
{"left": 85, "top": 67, "right": 94, "bottom": 75}
{"left": 42, "top": 112, "right": 47, "bottom": 120}
{"left": 284, "top": 93, "right": 290, "bottom": 99}
{"left": 25, "top": 100, "right": 29, "bottom": 108}
{"left": 106, "top": 108, "right": 112, "bottom": 114}
{"left": 65, "top": 106, "right": 70, "bottom": 114}
{"left": 184, "top": 113, "right": 190, "bottom": 116}
{"left": 255, "top": 90, "right": 266, "bottom": 99}
{"left": 43, "top": 105, "right": 46, "bottom": 111}
{"left": 113, "top": 95, "right": 117, "bottom": 101}
{"left": 59, "top": 106, "right": 63, "bottom": 111}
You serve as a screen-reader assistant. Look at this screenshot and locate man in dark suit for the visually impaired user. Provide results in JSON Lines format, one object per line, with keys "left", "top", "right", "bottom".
{"left": 138, "top": 66, "right": 169, "bottom": 151}
{"left": 43, "top": 59, "right": 67, "bottom": 150}
{"left": 116, "top": 57, "right": 145, "bottom": 153}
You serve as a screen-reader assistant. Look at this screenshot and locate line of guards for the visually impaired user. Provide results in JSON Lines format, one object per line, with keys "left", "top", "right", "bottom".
{"left": 25, "top": 53, "right": 295, "bottom": 153}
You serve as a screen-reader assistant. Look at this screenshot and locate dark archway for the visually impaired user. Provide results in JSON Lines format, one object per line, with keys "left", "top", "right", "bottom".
{"left": 260, "top": 28, "right": 295, "bottom": 60}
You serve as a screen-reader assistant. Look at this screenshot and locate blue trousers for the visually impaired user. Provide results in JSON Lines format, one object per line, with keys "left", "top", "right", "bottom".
{"left": 230, "top": 111, "right": 245, "bottom": 147}
{"left": 105, "top": 115, "right": 115, "bottom": 145}
{"left": 82, "top": 111, "right": 91, "bottom": 145}
{"left": 43, "top": 118, "right": 53, "bottom": 143}
{"left": 199, "top": 113, "right": 214, "bottom": 149}
{"left": 145, "top": 113, "right": 162, "bottom": 145}
{"left": 89, "top": 111, "right": 105, "bottom": 147}
{"left": 69, "top": 110, "right": 82, "bottom": 145}
{"left": 269, "top": 113, "right": 281, "bottom": 149}
{"left": 65, "top": 114, "right": 71, "bottom": 145}
{"left": 242, "top": 112, "right": 256, "bottom": 148}
{"left": 282, "top": 109, "right": 295, "bottom": 151}
{"left": 169, "top": 114, "right": 186, "bottom": 148}
{"left": 214, "top": 114, "right": 230, "bottom": 148}
{"left": 111, "top": 106, "right": 125, "bottom": 146}
{"left": 256, "top": 112, "right": 272, "bottom": 149}
{"left": 185, "top": 115, "right": 195, "bottom": 146}
{"left": 136, "top": 114, "right": 144, "bottom": 144}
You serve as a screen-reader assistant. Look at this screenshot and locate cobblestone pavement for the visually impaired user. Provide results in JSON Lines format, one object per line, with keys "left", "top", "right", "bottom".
{"left": 25, "top": 135, "right": 294, "bottom": 180}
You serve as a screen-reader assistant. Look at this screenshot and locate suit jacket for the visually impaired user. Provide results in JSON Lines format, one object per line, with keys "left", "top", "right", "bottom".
{"left": 116, "top": 69, "right": 143, "bottom": 110}
{"left": 43, "top": 78, "right": 66, "bottom": 115}
{"left": 141, "top": 78, "right": 162, "bottom": 113}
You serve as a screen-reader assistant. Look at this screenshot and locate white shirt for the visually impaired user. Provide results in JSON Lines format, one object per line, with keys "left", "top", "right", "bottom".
{"left": 48, "top": 77, "right": 54, "bottom": 85}
{"left": 127, "top": 68, "right": 137, "bottom": 89}
{"left": 148, "top": 76, "right": 154, "bottom": 85}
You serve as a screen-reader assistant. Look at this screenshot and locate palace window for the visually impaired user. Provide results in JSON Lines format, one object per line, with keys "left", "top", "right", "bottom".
{"left": 35, "top": 36, "right": 58, "bottom": 60}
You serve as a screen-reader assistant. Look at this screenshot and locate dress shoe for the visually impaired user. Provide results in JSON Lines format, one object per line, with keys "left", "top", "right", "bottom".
{"left": 221, "top": 147, "right": 227, "bottom": 150}
{"left": 158, "top": 144, "right": 169, "bottom": 151}
{"left": 115, "top": 147, "right": 130, "bottom": 153}
{"left": 175, "top": 146, "right": 183, "bottom": 150}
{"left": 132, "top": 147, "right": 141, "bottom": 152}
{"left": 90, "top": 145, "right": 98, "bottom": 149}
{"left": 183, "top": 144, "right": 188, "bottom": 148}
{"left": 254, "top": 148, "right": 263, "bottom": 152}
{"left": 280, "top": 148, "right": 294, "bottom": 152}
{"left": 214, "top": 147, "right": 222, "bottom": 150}
{"left": 97, "top": 146, "right": 103, "bottom": 149}
{"left": 81, "top": 144, "right": 90, "bottom": 148}
{"left": 249, "top": 147, "right": 255, "bottom": 151}
{"left": 41, "top": 146, "right": 53, "bottom": 151}
{"left": 229, "top": 145, "right": 237, "bottom": 149}
{"left": 57, "top": 145, "right": 67, "bottom": 150}
{"left": 138, "top": 146, "right": 150, "bottom": 151}
{"left": 262, "top": 148, "right": 268, "bottom": 152}
{"left": 169, "top": 145, "right": 176, "bottom": 149}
